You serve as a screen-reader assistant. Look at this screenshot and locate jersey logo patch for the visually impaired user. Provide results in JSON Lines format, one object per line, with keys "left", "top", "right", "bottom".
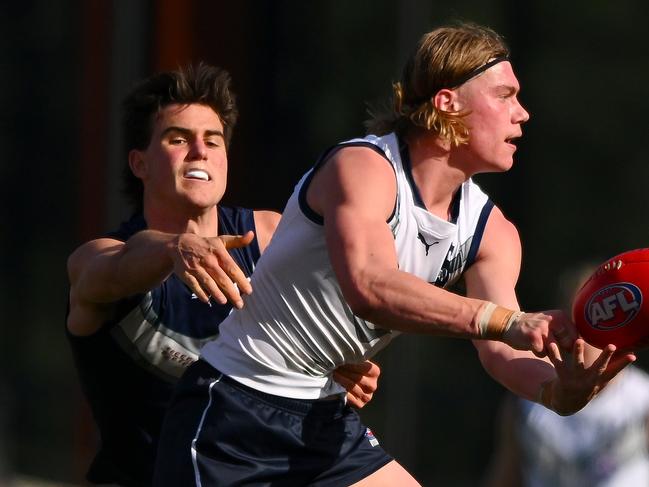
{"left": 365, "top": 428, "right": 380, "bottom": 447}
{"left": 417, "top": 232, "right": 439, "bottom": 256}
{"left": 435, "top": 237, "right": 472, "bottom": 288}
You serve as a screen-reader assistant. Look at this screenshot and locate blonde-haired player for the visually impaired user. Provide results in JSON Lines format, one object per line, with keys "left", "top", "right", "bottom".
{"left": 154, "top": 24, "right": 634, "bottom": 486}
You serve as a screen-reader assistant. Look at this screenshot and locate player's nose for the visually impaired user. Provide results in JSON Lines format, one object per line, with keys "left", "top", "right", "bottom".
{"left": 188, "top": 140, "right": 208, "bottom": 160}
{"left": 514, "top": 98, "right": 530, "bottom": 124}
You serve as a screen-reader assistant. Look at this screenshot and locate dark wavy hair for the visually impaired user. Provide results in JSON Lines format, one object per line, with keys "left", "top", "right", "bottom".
{"left": 121, "top": 63, "right": 238, "bottom": 209}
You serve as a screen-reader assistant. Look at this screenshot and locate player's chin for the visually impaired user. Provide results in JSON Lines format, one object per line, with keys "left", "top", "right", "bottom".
{"left": 487, "top": 158, "right": 514, "bottom": 173}
{"left": 498, "top": 160, "right": 514, "bottom": 172}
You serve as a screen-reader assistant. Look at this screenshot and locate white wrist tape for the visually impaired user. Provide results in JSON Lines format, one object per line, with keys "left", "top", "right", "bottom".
{"left": 477, "top": 302, "right": 522, "bottom": 339}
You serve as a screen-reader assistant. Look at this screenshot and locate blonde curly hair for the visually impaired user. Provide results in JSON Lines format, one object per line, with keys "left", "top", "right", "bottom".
{"left": 366, "top": 23, "right": 510, "bottom": 145}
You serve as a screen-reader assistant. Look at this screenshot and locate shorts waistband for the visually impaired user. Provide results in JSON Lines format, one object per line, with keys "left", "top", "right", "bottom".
{"left": 189, "top": 359, "right": 347, "bottom": 416}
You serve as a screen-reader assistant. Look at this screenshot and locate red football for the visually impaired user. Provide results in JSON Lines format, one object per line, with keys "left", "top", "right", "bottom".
{"left": 572, "top": 248, "right": 649, "bottom": 351}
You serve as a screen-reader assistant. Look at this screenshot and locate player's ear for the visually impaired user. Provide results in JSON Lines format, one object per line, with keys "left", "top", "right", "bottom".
{"left": 433, "top": 88, "right": 460, "bottom": 113}
{"left": 128, "top": 149, "right": 146, "bottom": 179}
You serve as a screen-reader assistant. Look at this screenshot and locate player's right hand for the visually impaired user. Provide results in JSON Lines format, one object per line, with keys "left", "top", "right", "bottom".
{"left": 502, "top": 309, "right": 579, "bottom": 357}
{"left": 170, "top": 231, "right": 255, "bottom": 308}
{"left": 501, "top": 311, "right": 554, "bottom": 356}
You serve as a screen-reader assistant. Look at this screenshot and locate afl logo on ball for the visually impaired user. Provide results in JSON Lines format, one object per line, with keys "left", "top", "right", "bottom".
{"left": 585, "top": 282, "right": 642, "bottom": 330}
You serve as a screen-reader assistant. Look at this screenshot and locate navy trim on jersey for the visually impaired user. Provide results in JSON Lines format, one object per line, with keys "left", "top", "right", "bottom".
{"left": 216, "top": 205, "right": 261, "bottom": 276}
{"left": 465, "top": 199, "right": 494, "bottom": 269}
{"left": 449, "top": 189, "right": 462, "bottom": 223}
{"left": 105, "top": 212, "right": 146, "bottom": 240}
{"left": 398, "top": 141, "right": 425, "bottom": 210}
{"left": 399, "top": 139, "right": 462, "bottom": 222}
{"left": 298, "top": 141, "right": 393, "bottom": 225}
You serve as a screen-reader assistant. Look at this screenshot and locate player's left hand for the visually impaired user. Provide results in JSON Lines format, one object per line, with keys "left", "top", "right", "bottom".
{"left": 541, "top": 338, "right": 636, "bottom": 415}
{"left": 333, "top": 360, "right": 381, "bottom": 409}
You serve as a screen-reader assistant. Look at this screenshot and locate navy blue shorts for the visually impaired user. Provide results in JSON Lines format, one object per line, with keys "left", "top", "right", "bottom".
{"left": 153, "top": 360, "right": 392, "bottom": 486}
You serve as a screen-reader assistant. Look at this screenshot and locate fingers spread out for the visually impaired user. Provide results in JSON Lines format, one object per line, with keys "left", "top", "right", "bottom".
{"left": 182, "top": 272, "right": 211, "bottom": 304}
{"left": 204, "top": 260, "right": 245, "bottom": 308}
{"left": 191, "top": 267, "right": 228, "bottom": 305}
{"left": 174, "top": 233, "right": 249, "bottom": 307}
{"left": 596, "top": 346, "right": 636, "bottom": 382}
{"left": 547, "top": 339, "right": 587, "bottom": 371}
{"left": 591, "top": 344, "right": 616, "bottom": 373}
{"left": 573, "top": 339, "right": 585, "bottom": 368}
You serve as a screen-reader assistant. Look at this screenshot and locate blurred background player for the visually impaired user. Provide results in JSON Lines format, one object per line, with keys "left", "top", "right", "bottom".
{"left": 66, "top": 63, "right": 380, "bottom": 487}
{"left": 153, "top": 24, "right": 634, "bottom": 486}
{"left": 483, "top": 264, "right": 649, "bottom": 487}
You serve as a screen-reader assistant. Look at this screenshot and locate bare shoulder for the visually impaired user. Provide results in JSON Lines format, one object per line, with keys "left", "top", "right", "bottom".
{"left": 308, "top": 145, "right": 396, "bottom": 219}
{"left": 328, "top": 144, "right": 395, "bottom": 174}
{"left": 253, "top": 210, "right": 282, "bottom": 253}
{"left": 478, "top": 205, "right": 521, "bottom": 261}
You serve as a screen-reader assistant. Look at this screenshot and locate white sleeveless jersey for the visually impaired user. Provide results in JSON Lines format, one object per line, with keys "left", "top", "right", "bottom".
{"left": 516, "top": 366, "right": 649, "bottom": 487}
{"left": 201, "top": 133, "right": 494, "bottom": 398}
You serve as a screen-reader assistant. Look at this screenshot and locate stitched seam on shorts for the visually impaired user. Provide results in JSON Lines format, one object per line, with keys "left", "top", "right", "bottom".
{"left": 191, "top": 373, "right": 223, "bottom": 486}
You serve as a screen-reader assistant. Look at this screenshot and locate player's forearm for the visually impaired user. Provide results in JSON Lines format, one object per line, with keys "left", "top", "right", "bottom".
{"left": 76, "top": 230, "right": 176, "bottom": 303}
{"left": 475, "top": 340, "right": 554, "bottom": 402}
{"left": 347, "top": 268, "right": 492, "bottom": 339}
{"left": 113, "top": 230, "right": 178, "bottom": 296}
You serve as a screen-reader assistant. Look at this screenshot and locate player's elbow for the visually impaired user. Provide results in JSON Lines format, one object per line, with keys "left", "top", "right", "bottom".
{"left": 340, "top": 277, "right": 384, "bottom": 322}
{"left": 347, "top": 296, "right": 377, "bottom": 322}
{"left": 474, "top": 340, "right": 512, "bottom": 379}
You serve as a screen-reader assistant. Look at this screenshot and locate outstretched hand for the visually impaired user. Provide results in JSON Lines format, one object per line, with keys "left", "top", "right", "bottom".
{"left": 541, "top": 338, "right": 636, "bottom": 415}
{"left": 502, "top": 309, "right": 578, "bottom": 357}
{"left": 172, "top": 231, "right": 255, "bottom": 308}
{"left": 333, "top": 361, "right": 381, "bottom": 409}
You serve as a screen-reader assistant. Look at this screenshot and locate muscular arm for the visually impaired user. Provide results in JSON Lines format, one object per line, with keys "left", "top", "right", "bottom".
{"left": 67, "top": 229, "right": 253, "bottom": 336}
{"left": 308, "top": 147, "right": 488, "bottom": 339}
{"left": 309, "top": 147, "right": 632, "bottom": 413}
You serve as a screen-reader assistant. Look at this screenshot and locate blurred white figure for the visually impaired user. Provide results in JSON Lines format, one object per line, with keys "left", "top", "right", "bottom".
{"left": 485, "top": 360, "right": 649, "bottom": 487}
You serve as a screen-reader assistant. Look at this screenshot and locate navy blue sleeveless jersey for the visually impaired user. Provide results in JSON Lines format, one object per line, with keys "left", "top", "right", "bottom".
{"left": 66, "top": 206, "right": 260, "bottom": 487}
